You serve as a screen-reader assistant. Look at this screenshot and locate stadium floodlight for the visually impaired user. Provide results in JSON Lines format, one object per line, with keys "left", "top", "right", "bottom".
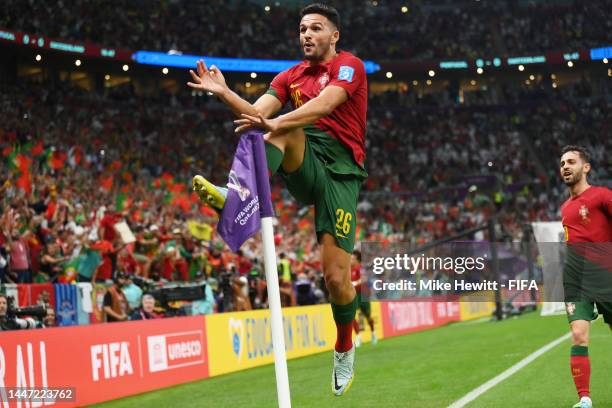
{"left": 385, "top": 71, "right": 393, "bottom": 78}
{"left": 604, "top": 58, "right": 609, "bottom": 64}
{"left": 401, "top": 6, "right": 408, "bottom": 13}
{"left": 75, "top": 59, "right": 81, "bottom": 66}
{"left": 162, "top": 67, "right": 169, "bottom": 75}
{"left": 476, "top": 67, "right": 483, "bottom": 74}
{"left": 250, "top": 72, "right": 257, "bottom": 79}
{"left": 567, "top": 61, "right": 574, "bottom": 67}
{"left": 122, "top": 64, "right": 129, "bottom": 71}
{"left": 518, "top": 65, "right": 525, "bottom": 71}
{"left": 428, "top": 70, "right": 435, "bottom": 77}
{"left": 35, "top": 54, "right": 42, "bottom": 62}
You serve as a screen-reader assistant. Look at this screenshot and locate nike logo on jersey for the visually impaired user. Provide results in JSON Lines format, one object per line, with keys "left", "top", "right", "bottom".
{"left": 289, "top": 82, "right": 304, "bottom": 89}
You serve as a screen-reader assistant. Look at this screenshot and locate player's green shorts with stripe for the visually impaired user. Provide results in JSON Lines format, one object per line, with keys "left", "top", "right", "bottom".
{"left": 563, "top": 245, "right": 612, "bottom": 301}
{"left": 565, "top": 301, "right": 612, "bottom": 325}
{"left": 564, "top": 244, "right": 612, "bottom": 324}
{"left": 281, "top": 126, "right": 367, "bottom": 254}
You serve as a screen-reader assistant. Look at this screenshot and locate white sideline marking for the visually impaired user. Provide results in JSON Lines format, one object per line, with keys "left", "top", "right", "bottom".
{"left": 448, "top": 332, "right": 571, "bottom": 408}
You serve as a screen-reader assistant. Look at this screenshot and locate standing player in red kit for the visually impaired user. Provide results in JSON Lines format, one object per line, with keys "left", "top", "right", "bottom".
{"left": 350, "top": 250, "right": 377, "bottom": 347}
{"left": 559, "top": 145, "right": 612, "bottom": 408}
{"left": 187, "top": 3, "right": 367, "bottom": 396}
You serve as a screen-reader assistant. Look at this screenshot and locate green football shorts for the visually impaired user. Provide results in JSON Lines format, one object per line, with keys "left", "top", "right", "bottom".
{"left": 281, "top": 126, "right": 367, "bottom": 254}
{"left": 566, "top": 301, "right": 612, "bottom": 325}
{"left": 564, "top": 244, "right": 612, "bottom": 324}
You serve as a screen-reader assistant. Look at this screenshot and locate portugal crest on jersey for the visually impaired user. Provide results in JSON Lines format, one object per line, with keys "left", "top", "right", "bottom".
{"left": 319, "top": 73, "right": 329, "bottom": 90}
{"left": 579, "top": 205, "right": 591, "bottom": 225}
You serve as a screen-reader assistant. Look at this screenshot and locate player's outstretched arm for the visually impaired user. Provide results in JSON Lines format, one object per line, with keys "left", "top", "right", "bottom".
{"left": 234, "top": 85, "right": 347, "bottom": 133}
{"left": 187, "top": 59, "right": 281, "bottom": 119}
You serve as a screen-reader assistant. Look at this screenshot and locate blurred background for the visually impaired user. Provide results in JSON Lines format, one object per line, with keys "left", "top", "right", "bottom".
{"left": 0, "top": 1, "right": 610, "bottom": 406}
{"left": 0, "top": 0, "right": 610, "bottom": 357}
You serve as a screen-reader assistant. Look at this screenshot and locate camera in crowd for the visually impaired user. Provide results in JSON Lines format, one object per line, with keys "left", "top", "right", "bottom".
{"left": 218, "top": 268, "right": 239, "bottom": 312}
{"left": 131, "top": 275, "right": 208, "bottom": 317}
{"left": 0, "top": 295, "right": 48, "bottom": 331}
{"left": 131, "top": 275, "right": 158, "bottom": 294}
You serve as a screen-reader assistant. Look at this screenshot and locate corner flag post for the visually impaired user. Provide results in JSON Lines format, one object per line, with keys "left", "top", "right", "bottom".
{"left": 217, "top": 130, "right": 291, "bottom": 408}
{"left": 261, "top": 217, "right": 292, "bottom": 408}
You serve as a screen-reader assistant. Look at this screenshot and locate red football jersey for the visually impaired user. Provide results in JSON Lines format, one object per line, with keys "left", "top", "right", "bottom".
{"left": 269, "top": 51, "right": 368, "bottom": 166}
{"left": 561, "top": 186, "right": 612, "bottom": 243}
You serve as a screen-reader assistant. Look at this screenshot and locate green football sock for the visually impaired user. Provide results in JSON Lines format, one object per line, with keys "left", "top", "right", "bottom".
{"left": 571, "top": 345, "right": 589, "bottom": 356}
{"left": 265, "top": 142, "right": 284, "bottom": 176}
{"left": 331, "top": 295, "right": 358, "bottom": 325}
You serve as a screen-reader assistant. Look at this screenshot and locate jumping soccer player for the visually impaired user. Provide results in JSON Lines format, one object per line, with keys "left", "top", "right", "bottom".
{"left": 187, "top": 3, "right": 367, "bottom": 396}
{"left": 559, "top": 145, "right": 612, "bottom": 408}
{"left": 351, "top": 250, "right": 377, "bottom": 347}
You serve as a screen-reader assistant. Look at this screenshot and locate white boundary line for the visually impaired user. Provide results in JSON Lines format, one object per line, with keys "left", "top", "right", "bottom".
{"left": 448, "top": 332, "right": 571, "bottom": 408}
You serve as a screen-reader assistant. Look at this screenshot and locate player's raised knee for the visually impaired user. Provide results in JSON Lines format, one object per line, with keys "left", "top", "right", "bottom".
{"left": 323, "top": 270, "right": 345, "bottom": 293}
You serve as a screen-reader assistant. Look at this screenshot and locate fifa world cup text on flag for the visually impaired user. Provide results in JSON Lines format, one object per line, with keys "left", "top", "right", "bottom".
{"left": 218, "top": 130, "right": 274, "bottom": 252}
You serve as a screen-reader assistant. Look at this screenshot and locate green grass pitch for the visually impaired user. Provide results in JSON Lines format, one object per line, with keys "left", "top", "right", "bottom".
{"left": 94, "top": 312, "right": 612, "bottom": 408}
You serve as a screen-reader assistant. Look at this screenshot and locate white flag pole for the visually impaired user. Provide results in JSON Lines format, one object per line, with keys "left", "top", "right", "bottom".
{"left": 261, "top": 216, "right": 291, "bottom": 408}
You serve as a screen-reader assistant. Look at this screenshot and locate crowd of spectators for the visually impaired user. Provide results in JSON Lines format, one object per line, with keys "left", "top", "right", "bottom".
{"left": 1, "top": 0, "right": 609, "bottom": 62}
{"left": 1, "top": 70, "right": 609, "bottom": 327}
{"left": 499, "top": 0, "right": 612, "bottom": 56}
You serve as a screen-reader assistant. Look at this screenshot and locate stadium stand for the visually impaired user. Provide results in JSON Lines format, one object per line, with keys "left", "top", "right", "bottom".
{"left": 1, "top": 73, "right": 609, "bottom": 321}
{"left": 2, "top": 0, "right": 610, "bottom": 60}
{"left": 0, "top": 0, "right": 610, "bottom": 328}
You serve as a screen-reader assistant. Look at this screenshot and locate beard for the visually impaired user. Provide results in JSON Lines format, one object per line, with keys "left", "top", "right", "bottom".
{"left": 562, "top": 170, "right": 583, "bottom": 186}
{"left": 302, "top": 41, "right": 331, "bottom": 62}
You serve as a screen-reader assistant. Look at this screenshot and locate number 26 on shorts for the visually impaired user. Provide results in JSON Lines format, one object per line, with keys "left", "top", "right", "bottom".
{"left": 335, "top": 208, "right": 352, "bottom": 237}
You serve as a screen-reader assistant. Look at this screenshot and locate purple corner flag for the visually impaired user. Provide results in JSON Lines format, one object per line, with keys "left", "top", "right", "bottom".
{"left": 218, "top": 130, "right": 274, "bottom": 252}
